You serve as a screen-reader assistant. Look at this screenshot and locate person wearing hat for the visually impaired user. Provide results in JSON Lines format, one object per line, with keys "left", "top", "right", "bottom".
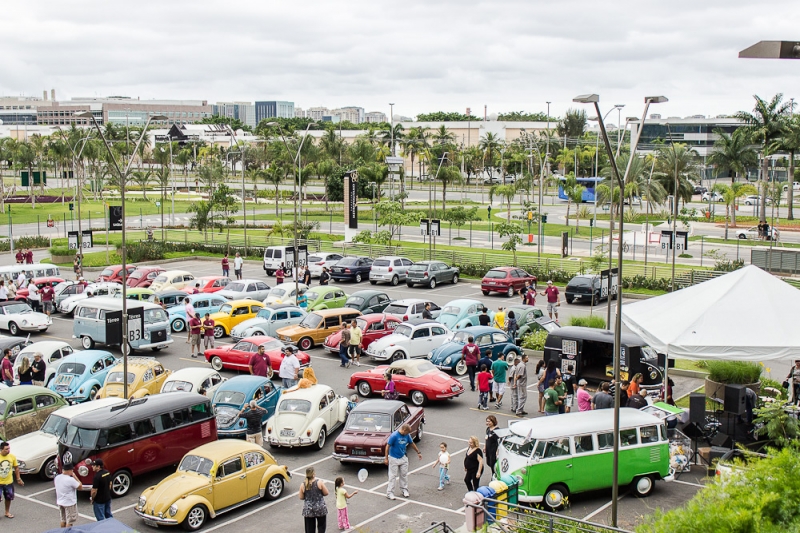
{"left": 576, "top": 379, "right": 592, "bottom": 411}
{"left": 539, "top": 280, "right": 560, "bottom": 321}
{"left": 90, "top": 459, "right": 113, "bottom": 521}
{"left": 31, "top": 352, "right": 46, "bottom": 386}
{"left": 54, "top": 462, "right": 81, "bottom": 527}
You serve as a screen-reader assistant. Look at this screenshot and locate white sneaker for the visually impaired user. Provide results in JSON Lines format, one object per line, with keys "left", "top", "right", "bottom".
{"left": 387, "top": 493, "right": 396, "bottom": 500}
{"left": 402, "top": 490, "right": 409, "bottom": 498}
{"left": 356, "top": 361, "right": 360, "bottom": 366}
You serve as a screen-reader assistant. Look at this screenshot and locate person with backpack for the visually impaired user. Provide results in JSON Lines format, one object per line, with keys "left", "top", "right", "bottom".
{"left": 506, "top": 311, "right": 518, "bottom": 340}
{"left": 461, "top": 336, "right": 480, "bottom": 391}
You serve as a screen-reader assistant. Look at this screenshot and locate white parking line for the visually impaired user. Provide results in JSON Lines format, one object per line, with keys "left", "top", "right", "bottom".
{"left": 202, "top": 492, "right": 295, "bottom": 532}
{"left": 368, "top": 446, "right": 468, "bottom": 492}
{"left": 27, "top": 486, "right": 56, "bottom": 497}
{"left": 289, "top": 454, "right": 335, "bottom": 475}
{"left": 115, "top": 502, "right": 139, "bottom": 512}
{"left": 347, "top": 501, "right": 409, "bottom": 530}
{"left": 672, "top": 479, "right": 705, "bottom": 489}
{"left": 14, "top": 492, "right": 97, "bottom": 522}
{"left": 582, "top": 492, "right": 627, "bottom": 521}
{"left": 426, "top": 431, "right": 470, "bottom": 443}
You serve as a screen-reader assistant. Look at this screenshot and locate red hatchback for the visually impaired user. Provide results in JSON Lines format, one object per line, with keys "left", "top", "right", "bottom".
{"left": 323, "top": 313, "right": 402, "bottom": 355}
{"left": 15, "top": 276, "right": 64, "bottom": 302}
{"left": 205, "top": 335, "right": 311, "bottom": 374}
{"left": 125, "top": 266, "right": 165, "bottom": 288}
{"left": 96, "top": 264, "right": 137, "bottom": 283}
{"left": 481, "top": 267, "right": 537, "bottom": 297}
{"left": 180, "top": 275, "right": 232, "bottom": 294}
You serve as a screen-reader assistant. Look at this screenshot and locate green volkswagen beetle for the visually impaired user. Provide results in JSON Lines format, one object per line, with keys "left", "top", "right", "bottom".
{"left": 505, "top": 305, "right": 560, "bottom": 339}
{"left": 0, "top": 385, "right": 67, "bottom": 441}
{"left": 305, "top": 286, "right": 348, "bottom": 311}
{"left": 344, "top": 289, "right": 393, "bottom": 314}
{"left": 122, "top": 288, "right": 157, "bottom": 303}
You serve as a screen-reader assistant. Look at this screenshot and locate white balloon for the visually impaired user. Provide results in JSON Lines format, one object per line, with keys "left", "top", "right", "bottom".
{"left": 357, "top": 468, "right": 368, "bottom": 483}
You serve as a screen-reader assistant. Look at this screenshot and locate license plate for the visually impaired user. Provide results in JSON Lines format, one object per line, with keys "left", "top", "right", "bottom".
{"left": 488, "top": 281, "right": 496, "bottom": 285}
{"left": 280, "top": 429, "right": 295, "bottom": 437}
{"left": 351, "top": 449, "right": 366, "bottom": 456}
{"left": 144, "top": 519, "right": 159, "bottom": 528}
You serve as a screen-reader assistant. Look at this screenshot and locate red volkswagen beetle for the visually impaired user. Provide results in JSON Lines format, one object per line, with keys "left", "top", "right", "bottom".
{"left": 348, "top": 359, "right": 464, "bottom": 407}
{"left": 126, "top": 266, "right": 166, "bottom": 288}
{"left": 323, "top": 313, "right": 402, "bottom": 355}
{"left": 96, "top": 264, "right": 137, "bottom": 283}
{"left": 15, "top": 276, "right": 64, "bottom": 302}
{"left": 205, "top": 335, "right": 311, "bottom": 374}
{"left": 180, "top": 275, "right": 231, "bottom": 294}
{"left": 480, "top": 266, "right": 537, "bottom": 297}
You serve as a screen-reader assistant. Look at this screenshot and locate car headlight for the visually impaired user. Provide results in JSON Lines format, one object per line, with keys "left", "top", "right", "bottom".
{"left": 144, "top": 331, "right": 150, "bottom": 340}
{"left": 139, "top": 496, "right": 147, "bottom": 508}
{"left": 427, "top": 353, "right": 433, "bottom": 360}
{"left": 169, "top": 504, "right": 178, "bottom": 517}
{"left": 78, "top": 465, "right": 89, "bottom": 477}
{"left": 444, "top": 356, "right": 452, "bottom": 365}
{"left": 18, "top": 460, "right": 26, "bottom": 469}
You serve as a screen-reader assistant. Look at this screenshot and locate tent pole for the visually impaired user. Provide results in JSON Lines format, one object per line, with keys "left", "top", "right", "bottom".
{"left": 663, "top": 353, "right": 669, "bottom": 403}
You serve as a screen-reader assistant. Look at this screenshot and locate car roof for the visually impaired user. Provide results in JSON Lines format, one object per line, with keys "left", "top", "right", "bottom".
{"left": 441, "top": 298, "right": 483, "bottom": 307}
{"left": 0, "top": 384, "right": 58, "bottom": 402}
{"left": 278, "top": 383, "right": 333, "bottom": 401}
{"left": 272, "top": 282, "right": 308, "bottom": 290}
{"left": 359, "top": 313, "right": 399, "bottom": 322}
{"left": 0, "top": 336, "right": 30, "bottom": 349}
{"left": 388, "top": 299, "right": 429, "bottom": 307}
{"left": 547, "top": 326, "right": 645, "bottom": 346}
{"left": 308, "top": 252, "right": 341, "bottom": 257}
{"left": 58, "top": 350, "right": 115, "bottom": 364}
{"left": 18, "top": 340, "right": 70, "bottom": 353}
{"left": 310, "top": 308, "right": 361, "bottom": 317}
{"left": 216, "top": 375, "right": 271, "bottom": 393}
{"left": 51, "top": 397, "right": 127, "bottom": 419}
{"left": 166, "top": 367, "right": 217, "bottom": 381}
{"left": 188, "top": 439, "right": 267, "bottom": 459}
{"left": 348, "top": 290, "right": 388, "bottom": 298}
{"left": 107, "top": 357, "right": 162, "bottom": 372}
{"left": 229, "top": 279, "right": 263, "bottom": 284}
{"left": 373, "top": 256, "right": 407, "bottom": 261}
{"left": 157, "top": 270, "right": 192, "bottom": 276}
{"left": 265, "top": 304, "right": 301, "bottom": 311}
{"left": 505, "top": 305, "right": 538, "bottom": 314}
{"left": 225, "top": 299, "right": 263, "bottom": 307}
{"left": 351, "top": 399, "right": 405, "bottom": 414}
{"left": 0, "top": 301, "right": 30, "bottom": 308}
{"left": 70, "top": 392, "right": 209, "bottom": 429}
{"left": 508, "top": 409, "right": 663, "bottom": 440}
{"left": 404, "top": 318, "right": 439, "bottom": 326}
{"left": 238, "top": 336, "right": 279, "bottom": 345}
{"left": 306, "top": 286, "right": 343, "bottom": 293}
{"left": 457, "top": 325, "right": 503, "bottom": 335}
{"left": 487, "top": 266, "right": 515, "bottom": 272}
{"left": 155, "top": 289, "right": 189, "bottom": 297}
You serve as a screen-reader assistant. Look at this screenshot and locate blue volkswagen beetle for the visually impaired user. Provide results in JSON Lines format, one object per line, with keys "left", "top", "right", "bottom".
{"left": 167, "top": 293, "right": 228, "bottom": 332}
{"left": 48, "top": 350, "right": 119, "bottom": 403}
{"left": 436, "top": 299, "right": 493, "bottom": 330}
{"left": 230, "top": 304, "right": 308, "bottom": 342}
{"left": 427, "top": 326, "right": 521, "bottom": 376}
{"left": 212, "top": 375, "right": 283, "bottom": 438}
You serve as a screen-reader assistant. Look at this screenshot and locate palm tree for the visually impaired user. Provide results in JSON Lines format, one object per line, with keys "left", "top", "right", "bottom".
{"left": 319, "top": 129, "right": 344, "bottom": 163}
{"left": 198, "top": 160, "right": 225, "bottom": 197}
{"left": 708, "top": 129, "right": 757, "bottom": 185}
{"left": 381, "top": 124, "right": 405, "bottom": 155}
{"left": 562, "top": 175, "right": 585, "bottom": 228}
{"left": 188, "top": 200, "right": 214, "bottom": 243}
{"left": 401, "top": 128, "right": 423, "bottom": 181}
{"left": 735, "top": 94, "right": 791, "bottom": 222}
{"left": 654, "top": 143, "right": 699, "bottom": 209}
{"left": 479, "top": 133, "right": 502, "bottom": 180}
{"left": 130, "top": 170, "right": 152, "bottom": 200}
{"left": 432, "top": 125, "right": 455, "bottom": 146}
{"left": 489, "top": 183, "right": 518, "bottom": 221}
{"left": 15, "top": 140, "right": 36, "bottom": 205}
{"left": 772, "top": 115, "right": 800, "bottom": 219}
{"left": 438, "top": 165, "right": 463, "bottom": 211}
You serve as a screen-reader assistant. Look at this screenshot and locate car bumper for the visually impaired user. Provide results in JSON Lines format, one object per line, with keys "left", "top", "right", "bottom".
{"left": 218, "top": 428, "right": 248, "bottom": 438}
{"left": 435, "top": 390, "right": 464, "bottom": 399}
{"left": 433, "top": 363, "right": 456, "bottom": 371}
{"left": 324, "top": 344, "right": 339, "bottom": 354}
{"left": 134, "top": 509, "right": 180, "bottom": 526}
{"left": 368, "top": 351, "right": 392, "bottom": 362}
{"left": 20, "top": 323, "right": 51, "bottom": 331}
{"left": 330, "top": 274, "right": 358, "bottom": 281}
{"left": 369, "top": 273, "right": 404, "bottom": 282}
{"left": 136, "top": 339, "right": 174, "bottom": 350}
{"left": 18, "top": 460, "right": 44, "bottom": 475}
{"left": 332, "top": 453, "right": 385, "bottom": 464}
{"left": 481, "top": 284, "right": 508, "bottom": 292}
{"left": 267, "top": 435, "right": 317, "bottom": 447}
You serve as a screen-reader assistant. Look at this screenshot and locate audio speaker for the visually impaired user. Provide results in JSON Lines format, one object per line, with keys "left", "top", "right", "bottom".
{"left": 689, "top": 393, "right": 706, "bottom": 424}
{"left": 681, "top": 422, "right": 704, "bottom": 439}
{"left": 711, "top": 434, "right": 733, "bottom": 449}
{"left": 724, "top": 384, "right": 746, "bottom": 415}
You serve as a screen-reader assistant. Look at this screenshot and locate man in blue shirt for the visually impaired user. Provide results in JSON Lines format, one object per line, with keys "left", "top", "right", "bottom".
{"left": 384, "top": 423, "right": 422, "bottom": 500}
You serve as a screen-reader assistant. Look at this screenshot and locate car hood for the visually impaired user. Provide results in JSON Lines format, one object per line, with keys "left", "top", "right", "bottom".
{"left": 369, "top": 334, "right": 409, "bottom": 351}
{"left": 276, "top": 325, "right": 306, "bottom": 338}
{"left": 231, "top": 318, "right": 268, "bottom": 334}
{"left": 437, "top": 314, "right": 461, "bottom": 328}
{"left": 10, "top": 431, "right": 58, "bottom": 462}
{"left": 336, "top": 431, "right": 389, "bottom": 446}
{"left": 271, "top": 412, "right": 310, "bottom": 432}
{"left": 10, "top": 311, "right": 50, "bottom": 324}
{"left": 144, "top": 472, "right": 211, "bottom": 515}
{"left": 429, "top": 342, "right": 463, "bottom": 363}
{"left": 61, "top": 294, "right": 87, "bottom": 307}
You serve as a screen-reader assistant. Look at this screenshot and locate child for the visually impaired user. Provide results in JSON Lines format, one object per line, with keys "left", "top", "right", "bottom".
{"left": 477, "top": 364, "right": 493, "bottom": 410}
{"left": 335, "top": 476, "right": 358, "bottom": 530}
{"left": 431, "top": 442, "right": 451, "bottom": 490}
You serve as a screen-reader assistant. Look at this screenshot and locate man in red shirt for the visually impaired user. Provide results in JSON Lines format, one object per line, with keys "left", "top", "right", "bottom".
{"left": 202, "top": 313, "right": 215, "bottom": 351}
{"left": 24, "top": 249, "right": 34, "bottom": 264}
{"left": 540, "top": 280, "right": 560, "bottom": 321}
{"left": 276, "top": 265, "right": 285, "bottom": 286}
{"left": 249, "top": 344, "right": 272, "bottom": 377}
{"left": 14, "top": 251, "right": 23, "bottom": 264}
{"left": 188, "top": 315, "right": 202, "bottom": 358}
{"left": 40, "top": 284, "right": 55, "bottom": 316}
{"left": 461, "top": 336, "right": 481, "bottom": 392}
{"left": 221, "top": 254, "right": 229, "bottom": 277}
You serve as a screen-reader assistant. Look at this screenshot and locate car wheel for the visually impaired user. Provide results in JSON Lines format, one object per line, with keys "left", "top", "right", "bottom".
{"left": 90, "top": 385, "right": 100, "bottom": 399}
{"left": 40, "top": 456, "right": 58, "bottom": 481}
{"left": 391, "top": 275, "right": 400, "bottom": 286}
{"left": 316, "top": 427, "right": 327, "bottom": 449}
{"left": 251, "top": 330, "right": 264, "bottom": 336}
{"left": 429, "top": 278, "right": 437, "bottom": 289}
{"left": 738, "top": 234, "right": 746, "bottom": 240}
{"left": 410, "top": 390, "right": 427, "bottom": 406}
{"left": 151, "top": 347, "right": 162, "bottom": 352}
{"left": 211, "top": 356, "right": 223, "bottom": 371}
{"left": 406, "top": 282, "right": 414, "bottom": 288}
{"left": 81, "top": 336, "right": 95, "bottom": 349}
{"left": 506, "top": 286, "right": 515, "bottom": 297}
{"left": 299, "top": 337, "right": 313, "bottom": 350}
{"left": 357, "top": 381, "right": 372, "bottom": 397}
{"left": 8, "top": 322, "right": 18, "bottom": 336}
{"left": 110, "top": 470, "right": 132, "bottom": 498}
{"left": 391, "top": 350, "right": 405, "bottom": 362}
{"left": 414, "top": 422, "right": 424, "bottom": 442}
{"left": 631, "top": 475, "right": 655, "bottom": 497}
{"left": 182, "top": 504, "right": 208, "bottom": 531}
{"left": 452, "top": 274, "right": 459, "bottom": 284}
{"left": 265, "top": 475, "right": 284, "bottom": 500}
{"left": 266, "top": 270, "right": 275, "bottom": 276}
{"left": 482, "top": 290, "right": 490, "bottom": 296}
{"left": 172, "top": 318, "right": 186, "bottom": 333}
{"left": 370, "top": 280, "right": 377, "bottom": 285}
{"left": 355, "top": 273, "right": 363, "bottom": 283}
{"left": 565, "top": 298, "right": 573, "bottom": 305}
{"left": 543, "top": 483, "right": 569, "bottom": 510}
{"left": 214, "top": 325, "right": 225, "bottom": 339}
{"left": 455, "top": 360, "right": 468, "bottom": 376}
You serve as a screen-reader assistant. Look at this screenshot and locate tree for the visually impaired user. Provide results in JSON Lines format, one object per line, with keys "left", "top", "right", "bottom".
{"left": 188, "top": 200, "right": 214, "bottom": 242}
{"left": 374, "top": 200, "right": 417, "bottom": 245}
{"left": 489, "top": 184, "right": 518, "bottom": 221}
{"left": 198, "top": 159, "right": 225, "bottom": 196}
{"left": 130, "top": 170, "right": 152, "bottom": 200}
{"left": 772, "top": 114, "right": 800, "bottom": 219}
{"left": 415, "top": 111, "right": 472, "bottom": 122}
{"left": 479, "top": 133, "right": 502, "bottom": 179}
{"left": 735, "top": 93, "right": 791, "bottom": 223}
{"left": 708, "top": 129, "right": 758, "bottom": 186}
{"left": 497, "top": 111, "right": 552, "bottom": 122}
{"left": 654, "top": 144, "right": 699, "bottom": 209}
{"left": 438, "top": 165, "right": 463, "bottom": 211}
{"left": 211, "top": 184, "right": 240, "bottom": 251}
{"left": 497, "top": 222, "right": 524, "bottom": 265}
{"left": 556, "top": 108, "right": 587, "bottom": 140}
{"left": 442, "top": 206, "right": 479, "bottom": 237}
{"left": 260, "top": 166, "right": 284, "bottom": 215}
{"left": 432, "top": 125, "right": 456, "bottom": 146}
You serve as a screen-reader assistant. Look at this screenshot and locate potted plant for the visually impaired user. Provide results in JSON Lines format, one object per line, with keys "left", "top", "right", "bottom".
{"left": 704, "top": 360, "right": 762, "bottom": 402}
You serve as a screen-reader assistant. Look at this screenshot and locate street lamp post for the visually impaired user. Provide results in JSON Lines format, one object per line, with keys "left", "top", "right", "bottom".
{"left": 370, "top": 182, "right": 377, "bottom": 231}
{"left": 58, "top": 130, "right": 92, "bottom": 256}
{"left": 542, "top": 102, "right": 551, "bottom": 259}
{"left": 223, "top": 127, "right": 249, "bottom": 254}
{"left": 76, "top": 111, "right": 167, "bottom": 399}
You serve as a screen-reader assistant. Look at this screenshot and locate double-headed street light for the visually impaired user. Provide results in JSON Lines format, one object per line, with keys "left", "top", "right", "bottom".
{"left": 572, "top": 94, "right": 666, "bottom": 528}
{"left": 75, "top": 111, "right": 167, "bottom": 399}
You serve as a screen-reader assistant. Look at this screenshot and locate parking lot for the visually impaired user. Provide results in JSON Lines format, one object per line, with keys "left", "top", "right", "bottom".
{"left": 6, "top": 258, "right": 709, "bottom": 533}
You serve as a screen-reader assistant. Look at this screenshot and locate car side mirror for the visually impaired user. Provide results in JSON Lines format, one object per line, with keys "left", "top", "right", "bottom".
{"left": 533, "top": 454, "right": 541, "bottom": 463}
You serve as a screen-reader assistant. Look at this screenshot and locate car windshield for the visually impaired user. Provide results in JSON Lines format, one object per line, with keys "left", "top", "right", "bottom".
{"left": 569, "top": 277, "right": 593, "bottom": 287}
{"left": 305, "top": 291, "right": 319, "bottom": 302}
{"left": 641, "top": 345, "right": 658, "bottom": 361}
{"left": 128, "top": 271, "right": 144, "bottom": 279}
{"left": 269, "top": 288, "right": 286, "bottom": 298}
{"left": 393, "top": 324, "right": 412, "bottom": 338}
{"left": 346, "top": 412, "right": 391, "bottom": 432}
{"left": 106, "top": 372, "right": 136, "bottom": 384}
{"left": 62, "top": 425, "right": 99, "bottom": 449}
{"left": 441, "top": 306, "right": 461, "bottom": 315}
{"left": 337, "top": 257, "right": 358, "bottom": 266}
{"left": 144, "top": 308, "right": 168, "bottom": 324}
{"left": 452, "top": 331, "right": 471, "bottom": 343}
{"left": 100, "top": 269, "right": 114, "bottom": 277}
{"left": 373, "top": 259, "right": 390, "bottom": 267}
{"left": 308, "top": 255, "right": 322, "bottom": 263}
{"left": 299, "top": 314, "right": 323, "bottom": 329}
{"left": 213, "top": 390, "right": 246, "bottom": 406}
{"left": 258, "top": 339, "right": 283, "bottom": 351}
{"left": 219, "top": 304, "right": 233, "bottom": 314}
{"left": 408, "top": 264, "right": 428, "bottom": 272}
{"left": 502, "top": 435, "right": 535, "bottom": 457}
{"left": 40, "top": 414, "right": 69, "bottom": 438}
{"left": 58, "top": 362, "right": 86, "bottom": 375}
{"left": 4, "top": 303, "right": 32, "bottom": 314}
{"left": 162, "top": 380, "right": 194, "bottom": 392}
{"left": 279, "top": 399, "right": 311, "bottom": 413}
{"left": 485, "top": 270, "right": 507, "bottom": 279}
{"left": 256, "top": 309, "right": 272, "bottom": 319}
{"left": 54, "top": 282, "right": 72, "bottom": 293}
{"left": 413, "top": 361, "right": 437, "bottom": 373}
{"left": 178, "top": 455, "right": 214, "bottom": 477}
{"left": 153, "top": 275, "right": 167, "bottom": 284}
{"left": 356, "top": 318, "right": 368, "bottom": 330}
{"left": 225, "top": 283, "right": 245, "bottom": 292}
{"left": 384, "top": 304, "right": 408, "bottom": 315}
{"left": 346, "top": 296, "right": 365, "bottom": 306}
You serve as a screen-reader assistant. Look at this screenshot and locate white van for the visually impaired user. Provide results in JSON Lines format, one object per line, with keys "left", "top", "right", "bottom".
{"left": 263, "top": 245, "right": 308, "bottom": 275}
{"left": 72, "top": 297, "right": 173, "bottom": 351}
{"left": 0, "top": 263, "right": 61, "bottom": 283}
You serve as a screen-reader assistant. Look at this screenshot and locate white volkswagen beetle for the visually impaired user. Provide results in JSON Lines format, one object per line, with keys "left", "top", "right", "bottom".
{"left": 263, "top": 282, "right": 309, "bottom": 306}
{"left": 0, "top": 301, "right": 51, "bottom": 335}
{"left": 57, "top": 282, "right": 122, "bottom": 315}
{"left": 160, "top": 367, "right": 227, "bottom": 397}
{"left": 265, "top": 383, "right": 349, "bottom": 450}
{"left": 13, "top": 341, "right": 77, "bottom": 386}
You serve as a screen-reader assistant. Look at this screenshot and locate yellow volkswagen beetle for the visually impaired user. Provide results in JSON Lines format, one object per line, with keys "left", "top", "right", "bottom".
{"left": 96, "top": 357, "right": 172, "bottom": 399}
{"left": 208, "top": 299, "right": 264, "bottom": 338}
{"left": 135, "top": 440, "right": 290, "bottom": 530}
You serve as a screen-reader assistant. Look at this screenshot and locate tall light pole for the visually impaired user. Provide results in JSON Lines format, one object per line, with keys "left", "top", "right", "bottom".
{"left": 58, "top": 129, "right": 92, "bottom": 254}
{"left": 572, "top": 94, "right": 666, "bottom": 528}
{"left": 389, "top": 103, "right": 395, "bottom": 156}
{"left": 542, "top": 102, "right": 551, "bottom": 259}
{"left": 76, "top": 111, "right": 167, "bottom": 399}
{"left": 223, "top": 126, "right": 249, "bottom": 254}
{"left": 615, "top": 104, "right": 625, "bottom": 152}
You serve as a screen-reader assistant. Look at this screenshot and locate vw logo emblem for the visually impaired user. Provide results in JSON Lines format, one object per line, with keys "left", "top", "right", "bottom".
{"left": 501, "top": 458, "right": 509, "bottom": 473}
{"left": 62, "top": 451, "right": 73, "bottom": 465}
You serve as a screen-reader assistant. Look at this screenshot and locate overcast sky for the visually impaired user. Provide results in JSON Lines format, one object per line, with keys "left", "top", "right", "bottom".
{"left": 3, "top": 0, "right": 800, "bottom": 122}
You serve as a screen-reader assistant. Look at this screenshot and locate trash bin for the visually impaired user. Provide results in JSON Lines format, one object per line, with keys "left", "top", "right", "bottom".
{"left": 463, "top": 491, "right": 485, "bottom": 532}
{"left": 500, "top": 475, "right": 519, "bottom": 505}
{"left": 489, "top": 480, "right": 509, "bottom": 519}
{"left": 477, "top": 486, "right": 497, "bottom": 521}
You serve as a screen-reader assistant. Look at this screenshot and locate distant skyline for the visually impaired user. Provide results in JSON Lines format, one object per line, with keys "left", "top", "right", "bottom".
{"left": 3, "top": 0, "right": 800, "bottom": 122}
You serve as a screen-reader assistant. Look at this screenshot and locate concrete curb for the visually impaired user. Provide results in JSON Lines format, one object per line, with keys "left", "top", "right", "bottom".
{"left": 669, "top": 369, "right": 709, "bottom": 380}
{"left": 78, "top": 255, "right": 264, "bottom": 273}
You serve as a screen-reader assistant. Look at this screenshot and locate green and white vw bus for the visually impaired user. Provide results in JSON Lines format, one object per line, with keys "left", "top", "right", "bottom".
{"left": 495, "top": 409, "right": 672, "bottom": 509}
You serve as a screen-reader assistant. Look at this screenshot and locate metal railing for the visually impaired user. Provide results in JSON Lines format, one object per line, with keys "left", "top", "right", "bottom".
{"left": 418, "top": 522, "right": 458, "bottom": 533}
{"left": 465, "top": 498, "right": 631, "bottom": 533}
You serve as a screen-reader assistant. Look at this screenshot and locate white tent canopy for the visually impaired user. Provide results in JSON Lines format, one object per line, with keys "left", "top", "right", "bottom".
{"left": 621, "top": 265, "right": 800, "bottom": 362}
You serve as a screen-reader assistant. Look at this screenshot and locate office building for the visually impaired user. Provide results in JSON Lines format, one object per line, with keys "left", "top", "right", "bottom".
{"left": 365, "top": 111, "right": 387, "bottom": 123}
{"left": 333, "top": 106, "right": 365, "bottom": 124}
{"left": 254, "top": 101, "right": 295, "bottom": 123}
{"left": 305, "top": 107, "right": 330, "bottom": 121}
{"left": 37, "top": 96, "right": 212, "bottom": 126}
{"left": 212, "top": 101, "right": 257, "bottom": 129}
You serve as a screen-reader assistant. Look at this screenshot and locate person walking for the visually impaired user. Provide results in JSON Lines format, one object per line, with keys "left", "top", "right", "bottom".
{"left": 249, "top": 344, "right": 272, "bottom": 378}
{"left": 299, "top": 467, "right": 329, "bottom": 533}
{"left": 431, "top": 442, "right": 451, "bottom": 491}
{"left": 240, "top": 401, "right": 266, "bottom": 446}
{"left": 31, "top": 353, "right": 46, "bottom": 386}
{"left": 279, "top": 348, "right": 301, "bottom": 388}
{"left": 40, "top": 283, "right": 55, "bottom": 317}
{"left": 202, "top": 313, "right": 215, "bottom": 352}
{"left": 484, "top": 416, "right": 499, "bottom": 478}
{"left": 276, "top": 264, "right": 285, "bottom": 286}
{"left": 478, "top": 353, "right": 495, "bottom": 403}
{"left": 319, "top": 267, "right": 330, "bottom": 286}
{"left": 73, "top": 256, "right": 83, "bottom": 280}
{"left": 478, "top": 307, "right": 491, "bottom": 327}
{"left": 334, "top": 476, "right": 357, "bottom": 530}
{"left": 543, "top": 379, "right": 562, "bottom": 416}
{"left": 0, "top": 441, "right": 23, "bottom": 519}
{"left": 592, "top": 382, "right": 614, "bottom": 410}
{"left": 508, "top": 358, "right": 519, "bottom": 414}
{"left": 492, "top": 306, "right": 505, "bottom": 330}
{"left": 554, "top": 375, "right": 568, "bottom": 414}
{"left": 221, "top": 253, "right": 230, "bottom": 277}
{"left": 514, "top": 354, "right": 529, "bottom": 416}
{"left": 348, "top": 320, "right": 362, "bottom": 367}
{"left": 302, "top": 266, "right": 312, "bottom": 287}
{"left": 89, "top": 459, "right": 113, "bottom": 521}
{"left": 188, "top": 314, "right": 203, "bottom": 358}
{"left": 576, "top": 379, "right": 592, "bottom": 411}
{"left": 338, "top": 324, "right": 351, "bottom": 368}
{"left": 233, "top": 252, "right": 244, "bottom": 280}
{"left": 540, "top": 280, "right": 560, "bottom": 321}
{"left": 0, "top": 281, "right": 8, "bottom": 302}
{"left": 506, "top": 311, "right": 518, "bottom": 340}
{"left": 421, "top": 303, "right": 433, "bottom": 320}
{"left": 28, "top": 281, "right": 41, "bottom": 313}
{"left": 55, "top": 463, "right": 81, "bottom": 528}
{"left": 535, "top": 360, "right": 546, "bottom": 413}
{"left": 477, "top": 364, "right": 492, "bottom": 410}
{"left": 17, "top": 357, "right": 32, "bottom": 385}
{"left": 380, "top": 373, "right": 398, "bottom": 400}
{"left": 1, "top": 350, "right": 13, "bottom": 388}
{"left": 462, "top": 336, "right": 480, "bottom": 391}
{"left": 562, "top": 364, "right": 576, "bottom": 413}
{"left": 490, "top": 356, "right": 509, "bottom": 409}
{"left": 463, "top": 436, "right": 484, "bottom": 492}
{"left": 385, "top": 423, "right": 422, "bottom": 500}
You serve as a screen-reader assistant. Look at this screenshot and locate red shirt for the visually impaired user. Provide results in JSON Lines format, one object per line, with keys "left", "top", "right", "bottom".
{"left": 462, "top": 343, "right": 480, "bottom": 366}
{"left": 25, "top": 251, "right": 33, "bottom": 264}
{"left": 202, "top": 319, "right": 215, "bottom": 337}
{"left": 249, "top": 352, "right": 271, "bottom": 377}
{"left": 189, "top": 317, "right": 202, "bottom": 335}
{"left": 222, "top": 257, "right": 229, "bottom": 268}
{"left": 40, "top": 285, "right": 55, "bottom": 302}
{"left": 544, "top": 286, "right": 559, "bottom": 303}
{"left": 276, "top": 269, "right": 284, "bottom": 283}
{"left": 15, "top": 252, "right": 23, "bottom": 263}
{"left": 477, "top": 371, "right": 492, "bottom": 393}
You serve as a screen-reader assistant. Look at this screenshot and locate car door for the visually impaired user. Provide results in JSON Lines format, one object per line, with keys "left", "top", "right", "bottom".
{"left": 193, "top": 298, "right": 210, "bottom": 316}
{"left": 476, "top": 334, "right": 493, "bottom": 359}
{"left": 0, "top": 308, "right": 9, "bottom": 330}
{"left": 270, "top": 310, "right": 291, "bottom": 333}
{"left": 4, "top": 394, "right": 35, "bottom": 440}
{"left": 213, "top": 455, "right": 248, "bottom": 510}
{"left": 317, "top": 391, "right": 332, "bottom": 429}
{"left": 490, "top": 332, "right": 511, "bottom": 360}
{"left": 408, "top": 326, "right": 431, "bottom": 358}
{"left": 373, "top": 294, "right": 391, "bottom": 313}
{"left": 231, "top": 341, "right": 255, "bottom": 368}
{"left": 257, "top": 381, "right": 278, "bottom": 418}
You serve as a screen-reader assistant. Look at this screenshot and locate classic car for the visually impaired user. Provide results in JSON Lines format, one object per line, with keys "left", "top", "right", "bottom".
{"left": 736, "top": 225, "right": 780, "bottom": 241}
{"left": 13, "top": 340, "right": 76, "bottom": 386}
{"left": 48, "top": 350, "right": 119, "bottom": 403}
{"left": 436, "top": 298, "right": 492, "bottom": 330}
{"left": 121, "top": 288, "right": 158, "bottom": 303}
{"left": 427, "top": 326, "right": 522, "bottom": 375}
{"left": 96, "top": 357, "right": 172, "bottom": 399}
{"left": 134, "top": 440, "right": 290, "bottom": 530}
{"left": 168, "top": 293, "right": 228, "bottom": 332}
{"left": 366, "top": 319, "right": 451, "bottom": 362}
{"left": 161, "top": 368, "right": 227, "bottom": 397}
{"left": 304, "top": 286, "right": 348, "bottom": 311}
{"left": 149, "top": 270, "right": 195, "bottom": 292}
{"left": 265, "top": 384, "right": 348, "bottom": 449}
{"left": 503, "top": 305, "right": 559, "bottom": 338}
{"left": 323, "top": 313, "right": 402, "bottom": 354}
{"left": 0, "top": 336, "right": 33, "bottom": 361}
{"left": 230, "top": 305, "right": 307, "bottom": 342}
{"left": 0, "top": 385, "right": 66, "bottom": 441}
{"left": 205, "top": 336, "right": 311, "bottom": 373}
{"left": 179, "top": 275, "right": 232, "bottom": 294}
{"left": 0, "top": 301, "right": 52, "bottom": 335}
{"left": 14, "top": 276, "right": 65, "bottom": 303}
{"left": 349, "top": 359, "right": 464, "bottom": 406}
{"left": 344, "top": 290, "right": 393, "bottom": 314}
{"left": 480, "top": 267, "right": 538, "bottom": 297}
{"left": 263, "top": 282, "right": 309, "bottom": 306}
{"left": 307, "top": 252, "right": 343, "bottom": 278}
{"left": 369, "top": 256, "right": 414, "bottom": 286}
{"left": 96, "top": 264, "right": 138, "bottom": 283}
{"left": 217, "top": 279, "right": 272, "bottom": 302}
{"left": 53, "top": 280, "right": 87, "bottom": 309}
{"left": 58, "top": 282, "right": 122, "bottom": 314}
{"left": 405, "top": 261, "right": 459, "bottom": 289}
{"left": 126, "top": 266, "right": 166, "bottom": 288}
{"left": 276, "top": 308, "right": 362, "bottom": 350}
{"left": 11, "top": 397, "right": 125, "bottom": 480}
{"left": 329, "top": 256, "right": 374, "bottom": 283}
{"left": 208, "top": 300, "right": 265, "bottom": 338}
{"left": 212, "top": 376, "right": 282, "bottom": 438}
{"left": 155, "top": 289, "right": 190, "bottom": 309}
{"left": 332, "top": 400, "right": 424, "bottom": 464}
{"left": 383, "top": 298, "right": 441, "bottom": 321}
